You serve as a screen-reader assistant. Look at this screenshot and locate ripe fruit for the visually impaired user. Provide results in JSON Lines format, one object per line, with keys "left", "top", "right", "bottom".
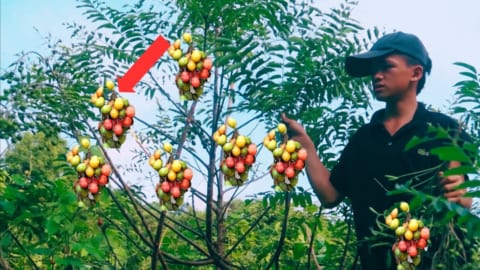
{"left": 105, "top": 80, "right": 115, "bottom": 90}
{"left": 169, "top": 33, "right": 212, "bottom": 100}
{"left": 150, "top": 143, "right": 194, "bottom": 211}
{"left": 67, "top": 139, "right": 112, "bottom": 206}
{"left": 182, "top": 32, "right": 192, "bottom": 43}
{"left": 386, "top": 201, "right": 430, "bottom": 269}
{"left": 92, "top": 83, "right": 135, "bottom": 149}
{"left": 213, "top": 116, "right": 257, "bottom": 186}
{"left": 264, "top": 124, "right": 307, "bottom": 191}
{"left": 80, "top": 138, "right": 90, "bottom": 149}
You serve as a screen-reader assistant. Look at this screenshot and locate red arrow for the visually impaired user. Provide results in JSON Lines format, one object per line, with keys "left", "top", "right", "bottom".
{"left": 117, "top": 35, "right": 170, "bottom": 93}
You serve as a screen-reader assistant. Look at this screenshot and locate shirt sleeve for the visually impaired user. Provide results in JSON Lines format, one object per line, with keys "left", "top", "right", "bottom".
{"left": 330, "top": 136, "right": 358, "bottom": 197}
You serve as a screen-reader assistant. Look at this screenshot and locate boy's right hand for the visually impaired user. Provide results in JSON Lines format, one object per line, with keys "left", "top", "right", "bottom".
{"left": 281, "top": 113, "right": 313, "bottom": 148}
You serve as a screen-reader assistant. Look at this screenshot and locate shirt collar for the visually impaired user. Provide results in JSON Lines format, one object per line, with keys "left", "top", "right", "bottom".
{"left": 370, "top": 102, "right": 428, "bottom": 126}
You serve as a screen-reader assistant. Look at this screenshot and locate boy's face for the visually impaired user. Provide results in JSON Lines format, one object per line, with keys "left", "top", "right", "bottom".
{"left": 369, "top": 54, "right": 422, "bottom": 101}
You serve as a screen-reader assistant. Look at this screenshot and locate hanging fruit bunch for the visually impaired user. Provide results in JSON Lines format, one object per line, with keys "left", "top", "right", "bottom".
{"left": 66, "top": 137, "right": 111, "bottom": 206}
{"left": 385, "top": 201, "right": 431, "bottom": 270}
{"left": 168, "top": 32, "right": 213, "bottom": 101}
{"left": 149, "top": 142, "right": 194, "bottom": 211}
{"left": 213, "top": 117, "right": 257, "bottom": 186}
{"left": 264, "top": 123, "right": 307, "bottom": 191}
{"left": 90, "top": 80, "right": 135, "bottom": 149}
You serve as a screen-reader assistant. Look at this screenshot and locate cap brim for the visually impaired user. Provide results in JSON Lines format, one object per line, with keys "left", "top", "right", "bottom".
{"left": 345, "top": 49, "right": 394, "bottom": 77}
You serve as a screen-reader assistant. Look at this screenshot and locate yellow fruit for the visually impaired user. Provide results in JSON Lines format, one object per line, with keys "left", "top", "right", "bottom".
{"left": 227, "top": 117, "right": 237, "bottom": 129}
{"left": 182, "top": 32, "right": 192, "bottom": 43}
{"left": 232, "top": 146, "right": 241, "bottom": 157}
{"left": 266, "top": 140, "right": 276, "bottom": 151}
{"left": 91, "top": 93, "right": 98, "bottom": 104}
{"left": 173, "top": 39, "right": 181, "bottom": 50}
{"left": 408, "top": 219, "right": 419, "bottom": 232}
{"left": 385, "top": 215, "right": 392, "bottom": 226}
{"left": 89, "top": 156, "right": 100, "bottom": 169}
{"left": 163, "top": 142, "right": 173, "bottom": 153}
{"left": 400, "top": 202, "right": 409, "bottom": 212}
{"left": 235, "top": 136, "right": 246, "bottom": 148}
{"left": 105, "top": 80, "right": 115, "bottom": 90}
{"left": 390, "top": 208, "right": 398, "bottom": 219}
{"left": 154, "top": 149, "right": 162, "bottom": 160}
{"left": 277, "top": 123, "right": 287, "bottom": 134}
{"left": 268, "top": 130, "right": 276, "bottom": 140}
{"left": 85, "top": 166, "right": 95, "bottom": 177}
{"left": 187, "top": 60, "right": 196, "bottom": 71}
{"left": 71, "top": 145, "right": 80, "bottom": 155}
{"left": 109, "top": 108, "right": 119, "bottom": 119}
{"left": 285, "top": 140, "right": 296, "bottom": 153}
{"left": 80, "top": 138, "right": 90, "bottom": 149}
{"left": 389, "top": 218, "right": 400, "bottom": 230}
{"left": 218, "top": 124, "right": 227, "bottom": 135}
{"left": 191, "top": 50, "right": 202, "bottom": 62}
{"left": 95, "top": 96, "right": 105, "bottom": 108}
{"left": 114, "top": 97, "right": 124, "bottom": 110}
{"left": 168, "top": 170, "right": 177, "bottom": 181}
{"left": 404, "top": 230, "right": 413, "bottom": 240}
{"left": 282, "top": 151, "right": 291, "bottom": 162}
{"left": 217, "top": 134, "right": 227, "bottom": 146}
{"left": 171, "top": 160, "right": 182, "bottom": 173}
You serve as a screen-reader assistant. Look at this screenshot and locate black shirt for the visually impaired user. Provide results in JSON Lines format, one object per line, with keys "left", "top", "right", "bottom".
{"left": 330, "top": 102, "right": 471, "bottom": 269}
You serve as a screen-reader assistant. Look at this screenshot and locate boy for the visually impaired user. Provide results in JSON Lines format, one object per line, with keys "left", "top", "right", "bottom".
{"left": 282, "top": 31, "right": 472, "bottom": 269}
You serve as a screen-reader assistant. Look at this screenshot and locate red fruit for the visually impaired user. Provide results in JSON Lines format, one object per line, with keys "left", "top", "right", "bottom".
{"left": 161, "top": 181, "right": 171, "bottom": 193}
{"left": 101, "top": 165, "right": 111, "bottom": 176}
{"left": 417, "top": 238, "right": 427, "bottom": 249}
{"left": 275, "top": 162, "right": 285, "bottom": 173}
{"left": 113, "top": 123, "right": 123, "bottom": 136}
{"left": 122, "top": 116, "right": 133, "bottom": 127}
{"left": 171, "top": 185, "right": 181, "bottom": 198}
{"left": 98, "top": 175, "right": 108, "bottom": 186}
{"left": 244, "top": 154, "right": 255, "bottom": 165}
{"left": 180, "top": 71, "right": 190, "bottom": 83}
{"left": 285, "top": 166, "right": 295, "bottom": 179}
{"left": 190, "top": 75, "right": 201, "bottom": 88}
{"left": 398, "top": 240, "right": 408, "bottom": 252}
{"left": 236, "top": 161, "right": 245, "bottom": 174}
{"left": 183, "top": 168, "right": 193, "bottom": 180}
{"left": 408, "top": 246, "right": 418, "bottom": 257}
{"left": 125, "top": 106, "right": 135, "bottom": 118}
{"left": 225, "top": 156, "right": 235, "bottom": 168}
{"left": 89, "top": 182, "right": 99, "bottom": 194}
{"left": 103, "top": 119, "right": 113, "bottom": 130}
{"left": 199, "top": 68, "right": 210, "bottom": 79}
{"left": 247, "top": 143, "right": 257, "bottom": 155}
{"left": 180, "top": 179, "right": 190, "bottom": 190}
{"left": 294, "top": 159, "right": 305, "bottom": 170}
{"left": 97, "top": 218, "right": 103, "bottom": 226}
{"left": 297, "top": 148, "right": 307, "bottom": 161}
{"left": 420, "top": 227, "right": 430, "bottom": 240}
{"left": 79, "top": 177, "right": 89, "bottom": 189}
{"left": 203, "top": 58, "right": 213, "bottom": 70}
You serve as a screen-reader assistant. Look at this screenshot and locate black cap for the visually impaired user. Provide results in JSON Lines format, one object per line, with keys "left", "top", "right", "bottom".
{"left": 345, "top": 31, "right": 432, "bottom": 77}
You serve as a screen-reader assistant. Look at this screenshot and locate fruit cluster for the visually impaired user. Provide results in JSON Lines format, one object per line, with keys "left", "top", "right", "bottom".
{"left": 386, "top": 202, "right": 431, "bottom": 270}
{"left": 66, "top": 138, "right": 111, "bottom": 205}
{"left": 264, "top": 123, "right": 307, "bottom": 191}
{"left": 168, "top": 32, "right": 213, "bottom": 101}
{"left": 150, "top": 142, "right": 194, "bottom": 211}
{"left": 213, "top": 117, "right": 257, "bottom": 186}
{"left": 91, "top": 80, "right": 135, "bottom": 149}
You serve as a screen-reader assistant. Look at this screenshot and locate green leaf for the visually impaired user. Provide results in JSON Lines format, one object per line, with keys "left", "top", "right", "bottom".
{"left": 442, "top": 166, "right": 477, "bottom": 177}
{"left": 430, "top": 146, "right": 472, "bottom": 163}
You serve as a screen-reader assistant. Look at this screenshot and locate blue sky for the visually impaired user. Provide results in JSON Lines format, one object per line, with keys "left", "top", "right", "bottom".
{"left": 2, "top": 0, "right": 479, "bottom": 108}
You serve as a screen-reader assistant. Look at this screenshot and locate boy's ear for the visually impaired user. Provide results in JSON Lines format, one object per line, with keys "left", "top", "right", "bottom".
{"left": 411, "top": 65, "right": 424, "bottom": 82}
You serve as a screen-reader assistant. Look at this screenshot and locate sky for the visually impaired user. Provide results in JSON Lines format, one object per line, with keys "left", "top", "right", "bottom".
{"left": 1, "top": 0, "right": 480, "bottom": 204}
